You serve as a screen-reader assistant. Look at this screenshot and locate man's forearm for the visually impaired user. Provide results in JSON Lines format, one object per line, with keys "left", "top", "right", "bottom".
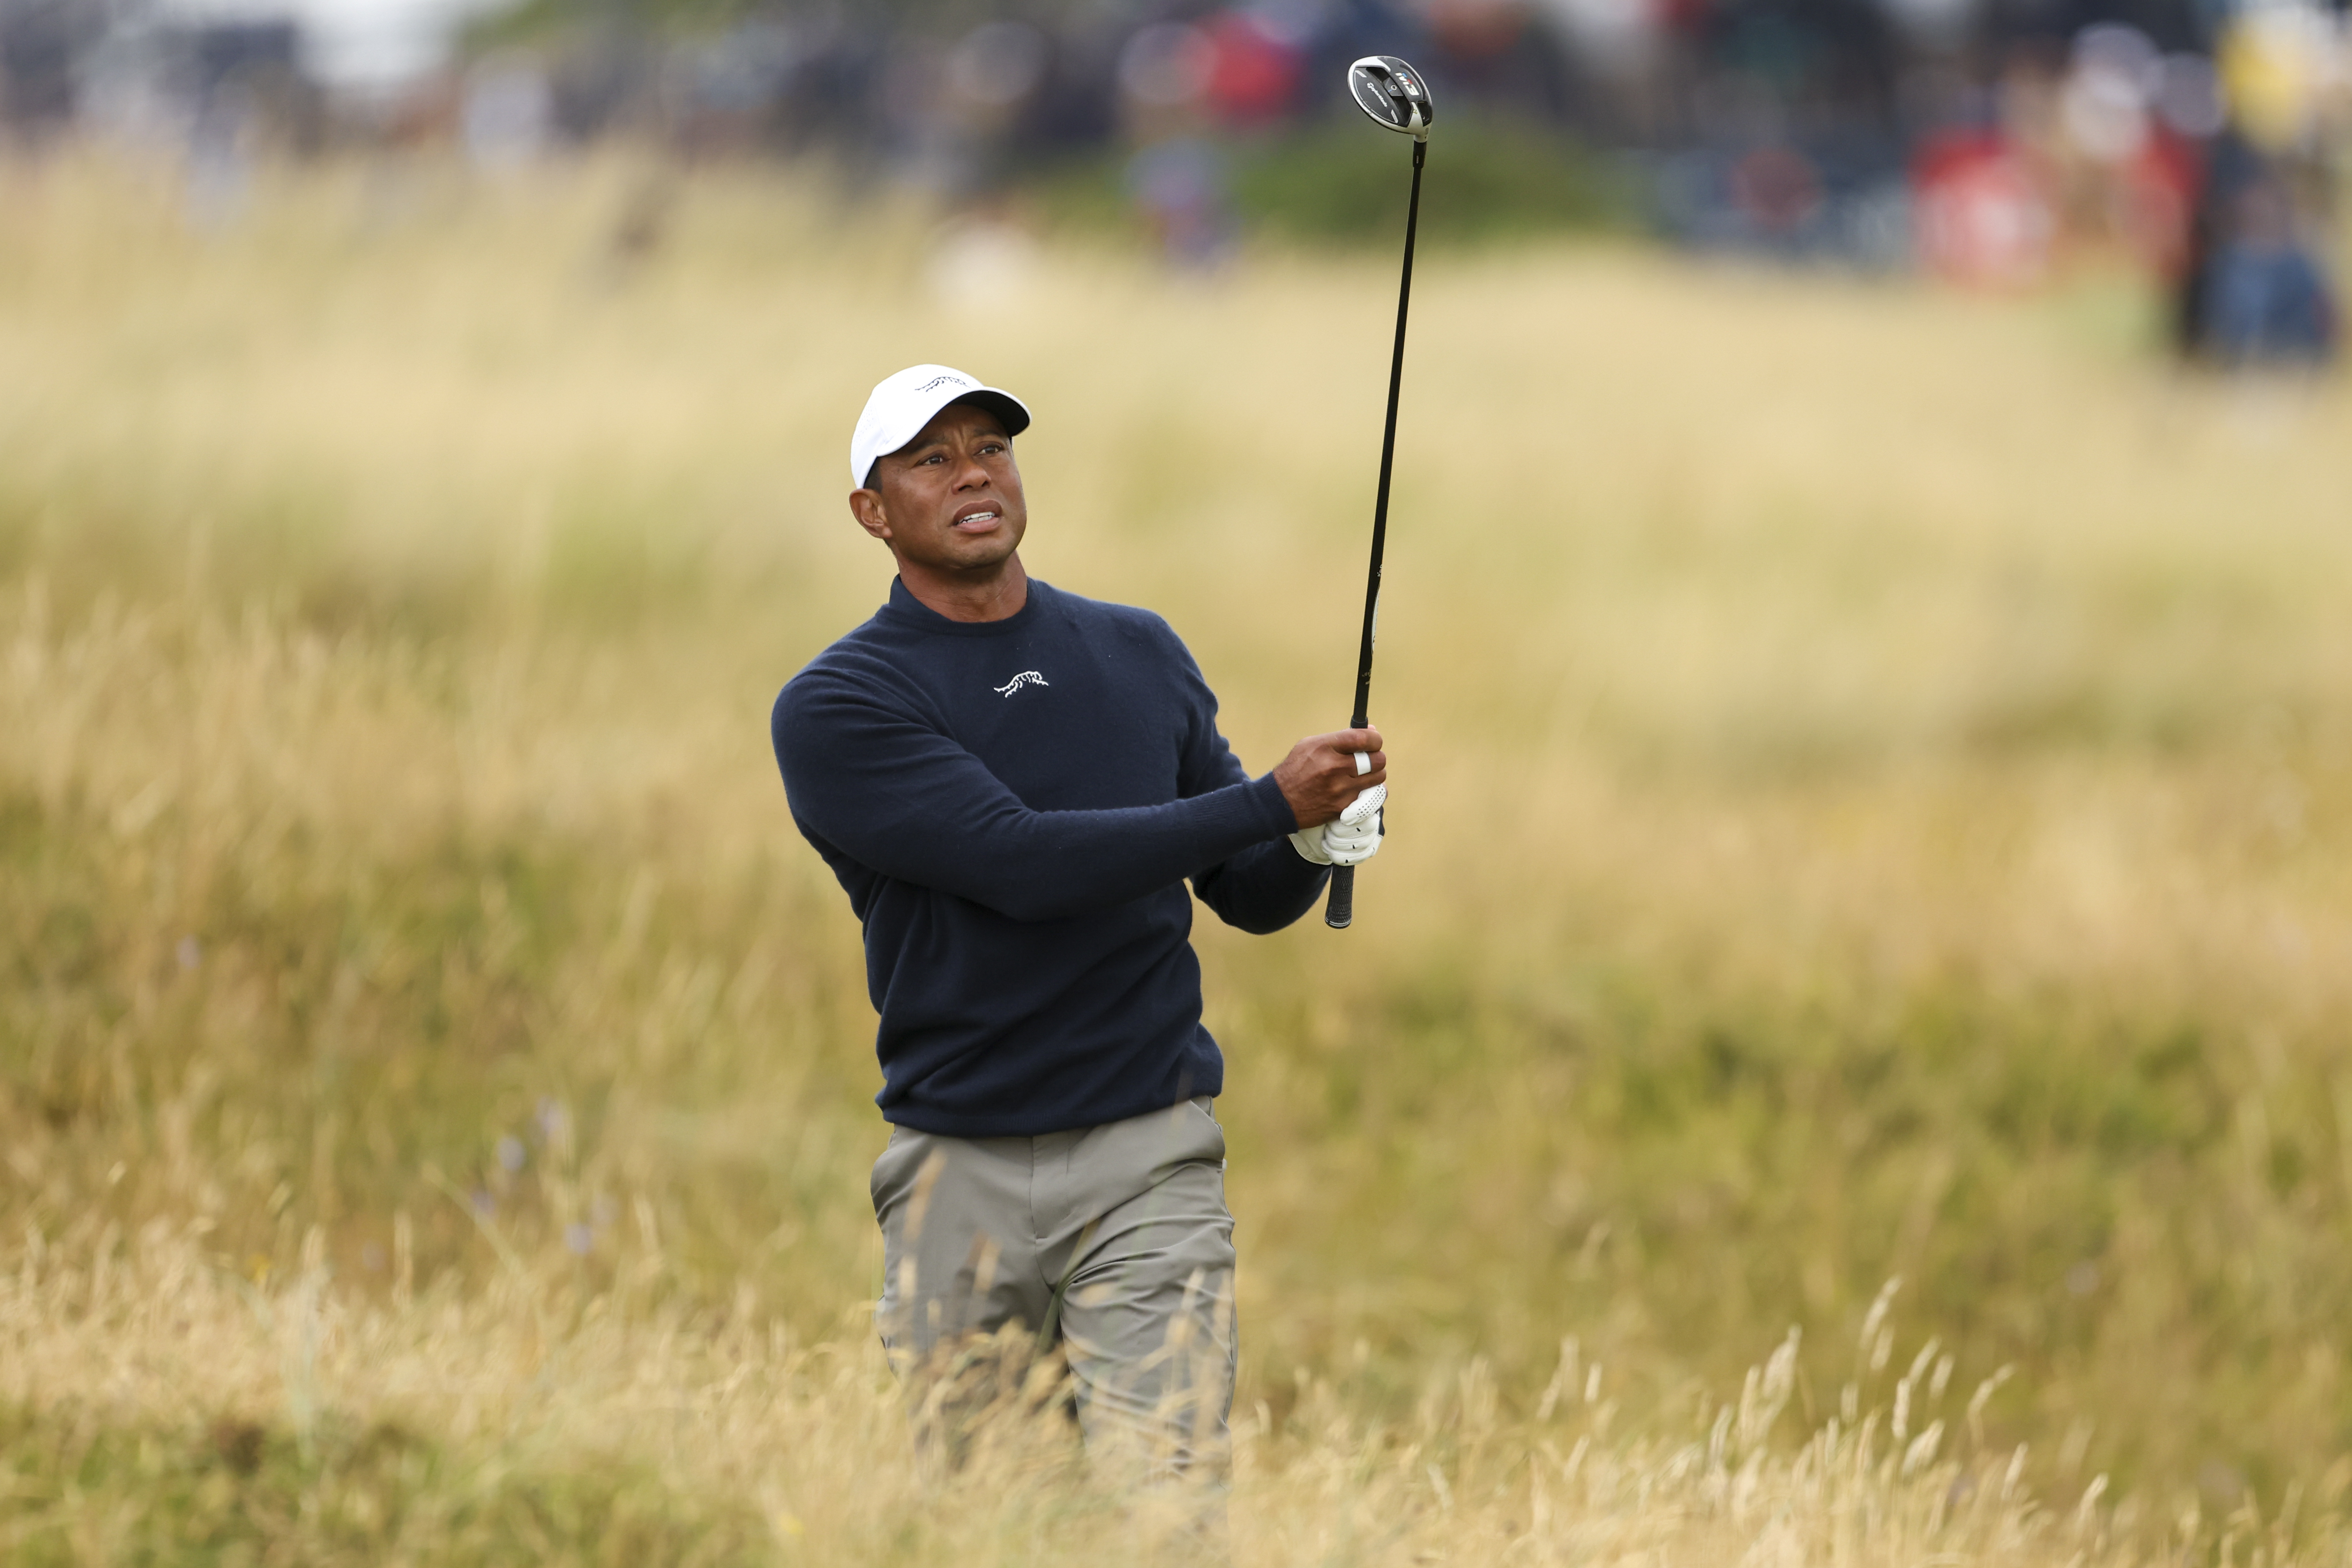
{"left": 954, "top": 776, "right": 1300, "bottom": 921}
{"left": 1193, "top": 839, "right": 1332, "bottom": 934}
{"left": 790, "top": 758, "right": 1300, "bottom": 923}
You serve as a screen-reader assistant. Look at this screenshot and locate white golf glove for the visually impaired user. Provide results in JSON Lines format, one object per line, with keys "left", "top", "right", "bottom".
{"left": 1289, "top": 784, "right": 1385, "bottom": 867}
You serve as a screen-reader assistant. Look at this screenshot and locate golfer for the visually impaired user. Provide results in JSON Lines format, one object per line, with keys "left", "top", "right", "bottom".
{"left": 770, "top": 365, "right": 1389, "bottom": 1479}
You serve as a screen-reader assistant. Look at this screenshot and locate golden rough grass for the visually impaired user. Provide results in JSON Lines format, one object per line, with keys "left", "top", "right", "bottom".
{"left": 3, "top": 153, "right": 2351, "bottom": 1559}
{"left": 12, "top": 1221, "right": 2307, "bottom": 1565}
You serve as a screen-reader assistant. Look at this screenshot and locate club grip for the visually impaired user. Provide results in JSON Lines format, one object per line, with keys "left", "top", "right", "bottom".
{"left": 1324, "top": 865, "right": 1355, "bottom": 929}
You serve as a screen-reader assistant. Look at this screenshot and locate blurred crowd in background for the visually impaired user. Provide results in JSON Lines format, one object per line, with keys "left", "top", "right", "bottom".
{"left": 1, "top": 0, "right": 2344, "bottom": 363}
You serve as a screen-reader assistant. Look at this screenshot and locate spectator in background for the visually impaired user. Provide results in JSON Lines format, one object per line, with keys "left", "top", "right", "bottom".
{"left": 2198, "top": 174, "right": 2337, "bottom": 366}
{"left": 1127, "top": 137, "right": 1235, "bottom": 266}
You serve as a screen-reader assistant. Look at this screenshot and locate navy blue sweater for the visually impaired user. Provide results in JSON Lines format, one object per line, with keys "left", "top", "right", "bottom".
{"left": 772, "top": 578, "right": 1328, "bottom": 1136}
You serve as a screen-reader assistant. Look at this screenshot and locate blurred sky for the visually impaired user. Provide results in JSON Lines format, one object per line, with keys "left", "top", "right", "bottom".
{"left": 158, "top": 0, "right": 493, "bottom": 90}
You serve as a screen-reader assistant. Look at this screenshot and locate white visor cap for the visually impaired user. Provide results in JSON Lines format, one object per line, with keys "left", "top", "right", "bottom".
{"left": 850, "top": 364, "right": 1032, "bottom": 489}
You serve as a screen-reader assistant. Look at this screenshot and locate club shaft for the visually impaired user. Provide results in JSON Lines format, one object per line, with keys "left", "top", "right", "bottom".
{"left": 1327, "top": 135, "right": 1424, "bottom": 932}
{"left": 1350, "top": 136, "right": 1422, "bottom": 731}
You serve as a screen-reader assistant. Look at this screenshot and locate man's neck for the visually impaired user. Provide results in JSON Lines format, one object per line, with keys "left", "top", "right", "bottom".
{"left": 897, "top": 554, "right": 1030, "bottom": 623}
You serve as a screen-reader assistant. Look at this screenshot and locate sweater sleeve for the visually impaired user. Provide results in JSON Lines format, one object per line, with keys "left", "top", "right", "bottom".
{"left": 1191, "top": 838, "right": 1331, "bottom": 934}
{"left": 774, "top": 672, "right": 1299, "bottom": 924}
{"left": 1162, "top": 626, "right": 1333, "bottom": 934}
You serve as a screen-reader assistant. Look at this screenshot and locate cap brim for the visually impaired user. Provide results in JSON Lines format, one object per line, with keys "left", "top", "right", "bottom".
{"left": 943, "top": 388, "right": 1030, "bottom": 440}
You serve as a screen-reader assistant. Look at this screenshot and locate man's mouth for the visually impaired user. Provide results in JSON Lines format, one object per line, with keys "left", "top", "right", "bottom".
{"left": 951, "top": 507, "right": 1001, "bottom": 531}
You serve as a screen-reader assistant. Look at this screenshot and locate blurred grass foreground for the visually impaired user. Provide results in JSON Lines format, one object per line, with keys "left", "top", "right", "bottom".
{"left": 5, "top": 154, "right": 2352, "bottom": 1564}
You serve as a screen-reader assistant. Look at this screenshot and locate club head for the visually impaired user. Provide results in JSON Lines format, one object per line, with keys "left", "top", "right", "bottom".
{"left": 1347, "top": 56, "right": 1434, "bottom": 141}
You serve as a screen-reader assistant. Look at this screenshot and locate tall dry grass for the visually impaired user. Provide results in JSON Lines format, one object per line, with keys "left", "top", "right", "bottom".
{"left": 20, "top": 1218, "right": 2341, "bottom": 1565}
{"left": 3, "top": 151, "right": 2351, "bottom": 1560}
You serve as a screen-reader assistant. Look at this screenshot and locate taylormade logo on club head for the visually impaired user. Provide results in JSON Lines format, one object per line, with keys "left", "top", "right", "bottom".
{"left": 995, "top": 671, "right": 1049, "bottom": 697}
{"left": 1347, "top": 55, "right": 1435, "bottom": 139}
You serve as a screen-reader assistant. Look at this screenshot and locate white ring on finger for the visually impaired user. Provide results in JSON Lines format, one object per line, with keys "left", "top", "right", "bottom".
{"left": 1353, "top": 751, "right": 1371, "bottom": 777}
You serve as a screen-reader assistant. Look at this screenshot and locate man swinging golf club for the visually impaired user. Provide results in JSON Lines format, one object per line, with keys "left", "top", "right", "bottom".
{"left": 770, "top": 364, "right": 1389, "bottom": 1482}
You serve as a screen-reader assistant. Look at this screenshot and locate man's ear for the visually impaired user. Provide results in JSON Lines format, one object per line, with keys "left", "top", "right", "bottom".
{"left": 849, "top": 487, "right": 892, "bottom": 543}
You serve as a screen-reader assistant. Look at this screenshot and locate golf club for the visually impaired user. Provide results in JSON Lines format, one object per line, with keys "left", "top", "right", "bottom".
{"left": 1326, "top": 55, "right": 1433, "bottom": 931}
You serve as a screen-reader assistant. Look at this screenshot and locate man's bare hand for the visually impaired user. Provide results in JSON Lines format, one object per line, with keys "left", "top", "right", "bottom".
{"left": 1273, "top": 727, "right": 1387, "bottom": 829}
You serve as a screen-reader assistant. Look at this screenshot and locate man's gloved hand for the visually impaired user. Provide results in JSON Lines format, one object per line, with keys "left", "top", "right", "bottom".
{"left": 1290, "top": 784, "right": 1386, "bottom": 867}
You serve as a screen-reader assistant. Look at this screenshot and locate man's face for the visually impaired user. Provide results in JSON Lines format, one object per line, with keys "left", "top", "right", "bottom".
{"left": 851, "top": 402, "right": 1027, "bottom": 576}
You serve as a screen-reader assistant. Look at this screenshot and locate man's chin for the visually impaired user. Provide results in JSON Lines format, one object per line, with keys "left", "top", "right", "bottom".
{"left": 935, "top": 535, "right": 1024, "bottom": 574}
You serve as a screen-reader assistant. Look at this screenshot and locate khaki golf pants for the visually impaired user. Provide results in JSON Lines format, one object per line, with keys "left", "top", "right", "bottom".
{"left": 870, "top": 1096, "right": 1238, "bottom": 1479}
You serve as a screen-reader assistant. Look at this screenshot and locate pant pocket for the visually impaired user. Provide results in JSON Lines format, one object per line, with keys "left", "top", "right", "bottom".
{"left": 1184, "top": 1098, "right": 1226, "bottom": 1166}
{"left": 870, "top": 1126, "right": 934, "bottom": 1221}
